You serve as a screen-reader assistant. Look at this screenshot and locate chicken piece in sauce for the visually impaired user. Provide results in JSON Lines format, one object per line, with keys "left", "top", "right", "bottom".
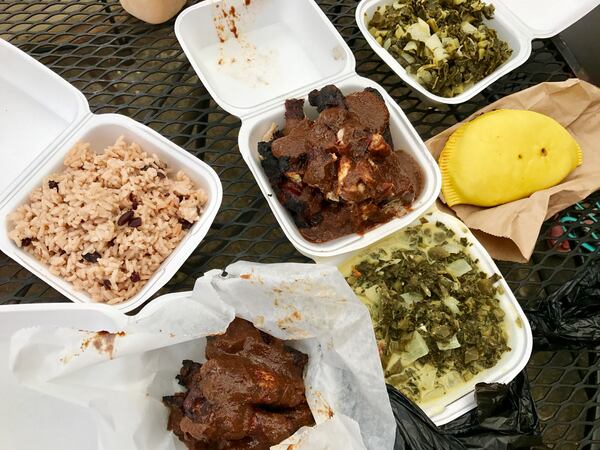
{"left": 259, "top": 85, "right": 423, "bottom": 243}
{"left": 163, "top": 318, "right": 314, "bottom": 450}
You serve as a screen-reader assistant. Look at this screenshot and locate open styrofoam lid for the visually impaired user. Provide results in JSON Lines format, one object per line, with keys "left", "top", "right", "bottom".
{"left": 0, "top": 39, "right": 89, "bottom": 205}
{"left": 175, "top": 0, "right": 356, "bottom": 118}
{"left": 498, "top": 0, "right": 600, "bottom": 39}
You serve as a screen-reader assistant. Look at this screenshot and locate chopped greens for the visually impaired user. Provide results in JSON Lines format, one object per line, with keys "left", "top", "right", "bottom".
{"left": 343, "top": 219, "right": 509, "bottom": 404}
{"left": 367, "top": 0, "right": 512, "bottom": 97}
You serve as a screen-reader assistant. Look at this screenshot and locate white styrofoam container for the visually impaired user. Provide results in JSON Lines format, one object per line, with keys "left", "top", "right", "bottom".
{"left": 317, "top": 210, "right": 533, "bottom": 425}
{"left": 175, "top": 0, "right": 442, "bottom": 260}
{"left": 356, "top": 0, "right": 600, "bottom": 105}
{"left": 0, "top": 39, "right": 223, "bottom": 313}
{"left": 0, "top": 294, "right": 184, "bottom": 450}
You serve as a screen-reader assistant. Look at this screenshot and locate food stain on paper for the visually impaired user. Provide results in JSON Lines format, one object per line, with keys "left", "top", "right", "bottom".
{"left": 89, "top": 331, "right": 126, "bottom": 359}
{"left": 311, "top": 390, "right": 335, "bottom": 419}
{"left": 276, "top": 310, "right": 308, "bottom": 338}
{"left": 60, "top": 330, "right": 126, "bottom": 364}
{"left": 277, "top": 310, "right": 302, "bottom": 328}
{"left": 240, "top": 270, "right": 264, "bottom": 285}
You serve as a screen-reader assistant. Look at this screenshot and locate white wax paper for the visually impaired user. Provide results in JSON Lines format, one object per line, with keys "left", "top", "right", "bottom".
{"left": 9, "top": 262, "right": 396, "bottom": 450}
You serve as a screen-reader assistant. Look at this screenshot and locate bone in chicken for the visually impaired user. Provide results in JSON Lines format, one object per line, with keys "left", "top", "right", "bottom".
{"left": 163, "top": 318, "right": 314, "bottom": 450}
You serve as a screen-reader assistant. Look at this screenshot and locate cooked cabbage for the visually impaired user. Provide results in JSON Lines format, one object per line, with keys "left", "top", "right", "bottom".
{"left": 447, "top": 258, "right": 472, "bottom": 277}
{"left": 401, "top": 331, "right": 430, "bottom": 366}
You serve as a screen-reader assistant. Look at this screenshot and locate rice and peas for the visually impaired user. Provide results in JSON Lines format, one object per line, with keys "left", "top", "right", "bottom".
{"left": 8, "top": 137, "right": 207, "bottom": 304}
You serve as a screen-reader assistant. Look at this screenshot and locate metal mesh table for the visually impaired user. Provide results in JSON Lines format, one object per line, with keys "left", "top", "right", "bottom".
{"left": 1, "top": 1, "right": 599, "bottom": 448}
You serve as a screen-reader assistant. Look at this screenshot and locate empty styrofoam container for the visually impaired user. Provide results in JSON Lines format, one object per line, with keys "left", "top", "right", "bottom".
{"left": 356, "top": 0, "right": 600, "bottom": 105}
{"left": 0, "top": 39, "right": 223, "bottom": 313}
{"left": 175, "top": 0, "right": 441, "bottom": 260}
{"left": 319, "top": 209, "right": 533, "bottom": 425}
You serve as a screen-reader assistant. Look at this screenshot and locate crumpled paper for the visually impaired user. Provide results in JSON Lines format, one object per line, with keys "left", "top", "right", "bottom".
{"left": 8, "top": 262, "right": 396, "bottom": 450}
{"left": 426, "top": 78, "right": 600, "bottom": 262}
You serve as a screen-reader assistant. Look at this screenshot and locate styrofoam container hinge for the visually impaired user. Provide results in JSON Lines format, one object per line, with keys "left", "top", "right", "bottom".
{"left": 238, "top": 71, "right": 358, "bottom": 121}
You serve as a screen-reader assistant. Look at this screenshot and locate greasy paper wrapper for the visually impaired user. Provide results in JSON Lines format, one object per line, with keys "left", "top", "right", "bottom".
{"left": 8, "top": 262, "right": 395, "bottom": 450}
{"left": 427, "top": 79, "right": 600, "bottom": 262}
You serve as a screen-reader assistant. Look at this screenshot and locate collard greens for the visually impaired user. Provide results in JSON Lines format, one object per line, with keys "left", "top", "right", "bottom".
{"left": 343, "top": 219, "right": 510, "bottom": 404}
{"left": 368, "top": 0, "right": 512, "bottom": 97}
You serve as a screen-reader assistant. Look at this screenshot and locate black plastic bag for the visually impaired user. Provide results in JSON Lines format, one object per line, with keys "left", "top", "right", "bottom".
{"left": 389, "top": 385, "right": 464, "bottom": 450}
{"left": 439, "top": 372, "right": 541, "bottom": 449}
{"left": 390, "top": 371, "right": 541, "bottom": 450}
{"left": 527, "top": 258, "right": 600, "bottom": 350}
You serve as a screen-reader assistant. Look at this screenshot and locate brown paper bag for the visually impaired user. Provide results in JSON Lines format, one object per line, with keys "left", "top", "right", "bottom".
{"left": 426, "top": 79, "right": 600, "bottom": 263}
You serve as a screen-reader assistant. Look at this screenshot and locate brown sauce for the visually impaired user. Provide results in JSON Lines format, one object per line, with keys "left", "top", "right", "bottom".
{"left": 163, "top": 318, "right": 314, "bottom": 450}
{"left": 258, "top": 85, "right": 424, "bottom": 243}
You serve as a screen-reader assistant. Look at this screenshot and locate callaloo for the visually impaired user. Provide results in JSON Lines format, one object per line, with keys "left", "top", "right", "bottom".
{"left": 343, "top": 219, "right": 510, "bottom": 403}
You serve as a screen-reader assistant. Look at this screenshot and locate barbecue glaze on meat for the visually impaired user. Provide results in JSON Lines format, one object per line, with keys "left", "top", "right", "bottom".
{"left": 259, "top": 85, "right": 423, "bottom": 242}
{"left": 163, "top": 318, "right": 314, "bottom": 450}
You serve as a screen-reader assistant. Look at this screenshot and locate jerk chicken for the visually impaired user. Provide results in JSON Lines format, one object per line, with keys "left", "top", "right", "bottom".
{"left": 259, "top": 84, "right": 423, "bottom": 243}
{"left": 163, "top": 318, "right": 314, "bottom": 450}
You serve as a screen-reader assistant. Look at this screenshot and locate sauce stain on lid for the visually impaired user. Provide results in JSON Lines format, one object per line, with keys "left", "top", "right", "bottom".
{"left": 90, "top": 330, "right": 126, "bottom": 360}
{"left": 212, "top": 0, "right": 280, "bottom": 88}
